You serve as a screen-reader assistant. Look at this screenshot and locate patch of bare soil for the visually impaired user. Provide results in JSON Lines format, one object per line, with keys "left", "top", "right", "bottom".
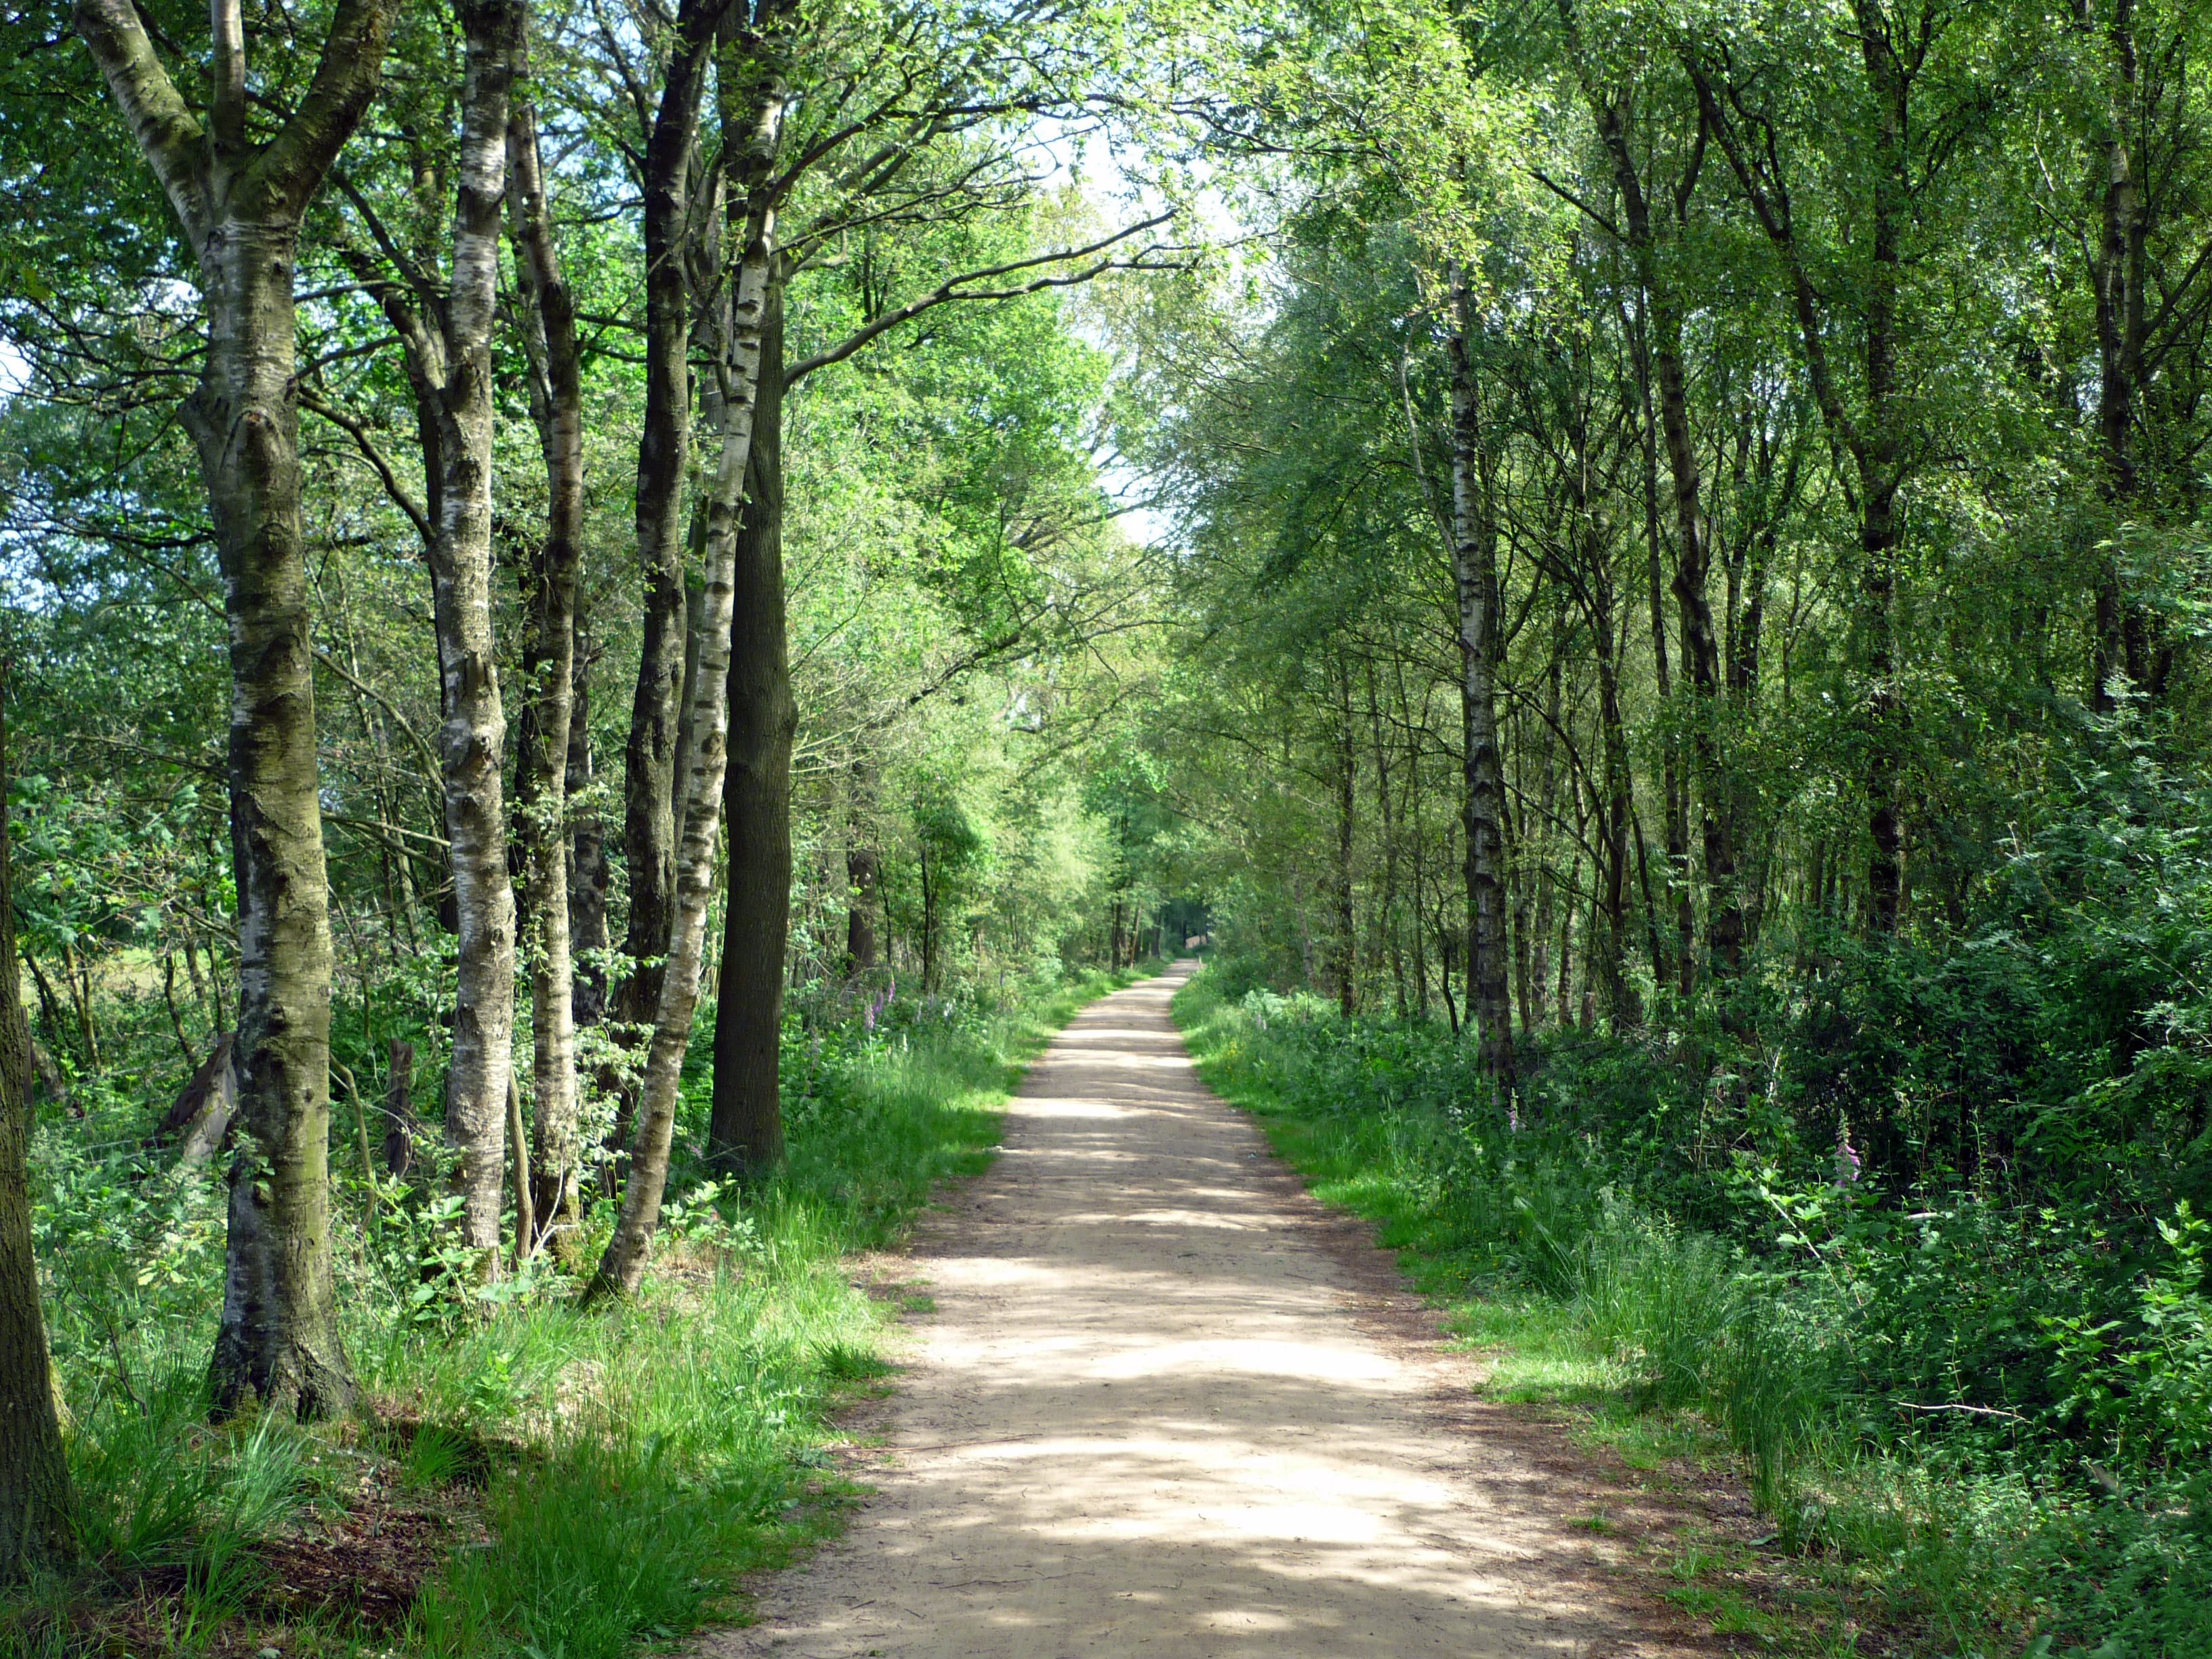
{"left": 704, "top": 966, "right": 1752, "bottom": 1658}
{"left": 38, "top": 1450, "right": 474, "bottom": 1658}
{"left": 250, "top": 1481, "right": 462, "bottom": 1630}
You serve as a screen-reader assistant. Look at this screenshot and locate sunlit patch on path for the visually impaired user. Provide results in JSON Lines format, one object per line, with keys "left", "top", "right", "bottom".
{"left": 711, "top": 964, "right": 1681, "bottom": 1657}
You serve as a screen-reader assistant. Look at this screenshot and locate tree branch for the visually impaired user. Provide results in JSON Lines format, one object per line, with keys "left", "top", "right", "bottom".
{"left": 300, "top": 390, "right": 434, "bottom": 546}
{"left": 246, "top": 0, "right": 397, "bottom": 217}
{"left": 71, "top": 0, "right": 210, "bottom": 247}
{"left": 787, "top": 212, "right": 1181, "bottom": 385}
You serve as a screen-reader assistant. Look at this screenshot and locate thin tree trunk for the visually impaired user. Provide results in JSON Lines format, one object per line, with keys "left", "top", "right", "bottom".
{"left": 1858, "top": 10, "right": 1907, "bottom": 937}
{"left": 1444, "top": 270, "right": 1515, "bottom": 1091}
{"left": 1565, "top": 0, "right": 1742, "bottom": 979}
{"left": 1435, "top": 823, "right": 1460, "bottom": 1036}
{"left": 1290, "top": 866, "right": 1316, "bottom": 989}
{"left": 1635, "top": 339, "right": 1694, "bottom": 996}
{"left": 507, "top": 1071, "right": 533, "bottom": 1267}
{"left": 1333, "top": 654, "right": 1357, "bottom": 1019}
{"left": 1366, "top": 660, "right": 1406, "bottom": 1017}
{"left": 421, "top": 0, "right": 526, "bottom": 1263}
{"left": 1, "top": 674, "right": 74, "bottom": 1582}
{"left": 2090, "top": 0, "right": 2150, "bottom": 710}
{"left": 618, "top": 0, "right": 721, "bottom": 1036}
{"left": 590, "top": 57, "right": 788, "bottom": 1298}
{"left": 1691, "top": 30, "right": 1905, "bottom": 937}
{"left": 711, "top": 277, "right": 796, "bottom": 1178}
{"left": 61, "top": 939, "right": 98, "bottom": 1072}
{"left": 1591, "top": 583, "right": 1639, "bottom": 1027}
{"left": 508, "top": 80, "right": 586, "bottom": 1257}
{"left": 567, "top": 642, "right": 609, "bottom": 1028}
{"left": 1530, "top": 642, "right": 1563, "bottom": 1031}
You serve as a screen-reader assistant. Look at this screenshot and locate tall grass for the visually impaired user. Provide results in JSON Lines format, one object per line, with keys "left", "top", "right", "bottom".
{"left": 1174, "top": 970, "right": 2212, "bottom": 1658}
{"left": 14, "top": 963, "right": 1143, "bottom": 1659}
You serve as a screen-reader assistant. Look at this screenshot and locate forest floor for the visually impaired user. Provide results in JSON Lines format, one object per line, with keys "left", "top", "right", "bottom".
{"left": 710, "top": 963, "right": 1738, "bottom": 1658}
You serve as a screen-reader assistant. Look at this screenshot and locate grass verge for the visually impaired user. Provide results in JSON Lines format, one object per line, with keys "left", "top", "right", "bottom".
{"left": 12, "top": 964, "right": 1145, "bottom": 1659}
{"left": 1172, "top": 968, "right": 2211, "bottom": 1659}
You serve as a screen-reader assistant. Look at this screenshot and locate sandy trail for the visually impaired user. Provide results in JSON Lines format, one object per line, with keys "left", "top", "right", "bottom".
{"left": 714, "top": 964, "right": 1687, "bottom": 1658}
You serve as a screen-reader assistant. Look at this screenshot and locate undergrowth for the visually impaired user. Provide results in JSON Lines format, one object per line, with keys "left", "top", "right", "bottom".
{"left": 7, "top": 964, "right": 1142, "bottom": 1659}
{"left": 1174, "top": 967, "right": 2212, "bottom": 1659}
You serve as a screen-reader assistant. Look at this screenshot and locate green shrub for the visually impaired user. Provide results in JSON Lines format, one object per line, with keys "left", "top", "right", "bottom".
{"left": 1176, "top": 967, "right": 2212, "bottom": 1654}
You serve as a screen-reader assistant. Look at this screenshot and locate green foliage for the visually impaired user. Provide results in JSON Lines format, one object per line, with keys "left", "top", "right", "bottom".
{"left": 1176, "top": 966, "right": 2212, "bottom": 1656}
{"left": 14, "top": 964, "right": 1136, "bottom": 1657}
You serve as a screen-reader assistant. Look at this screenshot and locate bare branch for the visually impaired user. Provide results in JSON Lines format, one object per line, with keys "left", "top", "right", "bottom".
{"left": 787, "top": 212, "right": 1183, "bottom": 385}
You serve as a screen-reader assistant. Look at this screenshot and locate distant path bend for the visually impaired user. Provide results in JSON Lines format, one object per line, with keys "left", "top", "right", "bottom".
{"left": 715, "top": 964, "right": 1701, "bottom": 1658}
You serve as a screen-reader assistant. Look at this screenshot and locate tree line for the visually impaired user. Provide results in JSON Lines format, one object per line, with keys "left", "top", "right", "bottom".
{"left": 1136, "top": 0, "right": 2212, "bottom": 1147}
{"left": 1, "top": 0, "right": 1181, "bottom": 1582}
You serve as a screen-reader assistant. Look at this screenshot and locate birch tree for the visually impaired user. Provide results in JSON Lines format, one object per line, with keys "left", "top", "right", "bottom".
{"left": 329, "top": 0, "right": 528, "bottom": 1264}
{"left": 73, "top": 0, "right": 396, "bottom": 1413}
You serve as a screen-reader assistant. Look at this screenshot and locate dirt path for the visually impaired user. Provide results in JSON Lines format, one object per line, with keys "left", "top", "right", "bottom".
{"left": 714, "top": 965, "right": 1706, "bottom": 1658}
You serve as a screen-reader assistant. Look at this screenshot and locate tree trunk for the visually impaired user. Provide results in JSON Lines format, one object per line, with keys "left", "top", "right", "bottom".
{"left": 1, "top": 676, "right": 75, "bottom": 1582}
{"left": 1691, "top": 25, "right": 1907, "bottom": 939}
{"left": 1332, "top": 655, "right": 1357, "bottom": 1019}
{"left": 1634, "top": 345, "right": 1694, "bottom": 997}
{"left": 1366, "top": 661, "right": 1406, "bottom": 1017}
{"left": 508, "top": 81, "right": 586, "bottom": 1257}
{"left": 165, "top": 1034, "right": 238, "bottom": 1170}
{"left": 2090, "top": 0, "right": 2150, "bottom": 711}
{"left": 1530, "top": 640, "right": 1563, "bottom": 1031}
{"left": 382, "top": 1038, "right": 420, "bottom": 1181}
{"left": 1859, "top": 9, "right": 1907, "bottom": 938}
{"left": 1444, "top": 272, "right": 1515, "bottom": 1091}
{"left": 567, "top": 642, "right": 609, "bottom": 1027}
{"left": 1566, "top": 0, "right": 1742, "bottom": 979}
{"left": 61, "top": 939, "right": 98, "bottom": 1072}
{"left": 193, "top": 219, "right": 360, "bottom": 1408}
{"left": 846, "top": 844, "right": 881, "bottom": 975}
{"left": 1591, "top": 581, "right": 1639, "bottom": 1028}
{"left": 590, "top": 59, "right": 787, "bottom": 1298}
{"left": 423, "top": 0, "right": 525, "bottom": 1262}
{"left": 617, "top": 0, "right": 720, "bottom": 1036}
{"left": 710, "top": 278, "right": 796, "bottom": 1178}
{"left": 76, "top": 0, "right": 395, "bottom": 1414}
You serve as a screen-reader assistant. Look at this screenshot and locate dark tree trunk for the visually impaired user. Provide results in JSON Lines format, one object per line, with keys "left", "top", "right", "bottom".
{"left": 617, "top": 0, "right": 720, "bottom": 1033}
{"left": 2091, "top": 0, "right": 2150, "bottom": 710}
{"left": 1561, "top": 4, "right": 1743, "bottom": 979}
{"left": 567, "top": 644, "right": 609, "bottom": 1028}
{"left": 381, "top": 1039, "right": 420, "bottom": 1182}
{"left": 845, "top": 845, "right": 880, "bottom": 975}
{"left": 1444, "top": 272, "right": 1515, "bottom": 1090}
{"left": 1366, "top": 662, "right": 1407, "bottom": 1017}
{"left": 1529, "top": 644, "right": 1562, "bottom": 1032}
{"left": 590, "top": 39, "right": 790, "bottom": 1298}
{"left": 1859, "top": 11, "right": 1907, "bottom": 937}
{"left": 1691, "top": 24, "right": 1907, "bottom": 939}
{"left": 1, "top": 678, "right": 75, "bottom": 1582}
{"left": 1635, "top": 356, "right": 1692, "bottom": 997}
{"left": 1591, "top": 583, "right": 1639, "bottom": 1028}
{"left": 1333, "top": 655, "right": 1357, "bottom": 1019}
{"left": 711, "top": 279, "right": 796, "bottom": 1179}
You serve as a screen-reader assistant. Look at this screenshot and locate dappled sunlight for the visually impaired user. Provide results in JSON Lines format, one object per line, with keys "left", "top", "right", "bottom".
{"left": 718, "top": 967, "right": 1622, "bottom": 1657}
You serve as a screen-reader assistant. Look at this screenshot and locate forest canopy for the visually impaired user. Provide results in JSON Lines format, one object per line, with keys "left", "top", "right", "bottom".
{"left": 5, "top": 0, "right": 2212, "bottom": 1651}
